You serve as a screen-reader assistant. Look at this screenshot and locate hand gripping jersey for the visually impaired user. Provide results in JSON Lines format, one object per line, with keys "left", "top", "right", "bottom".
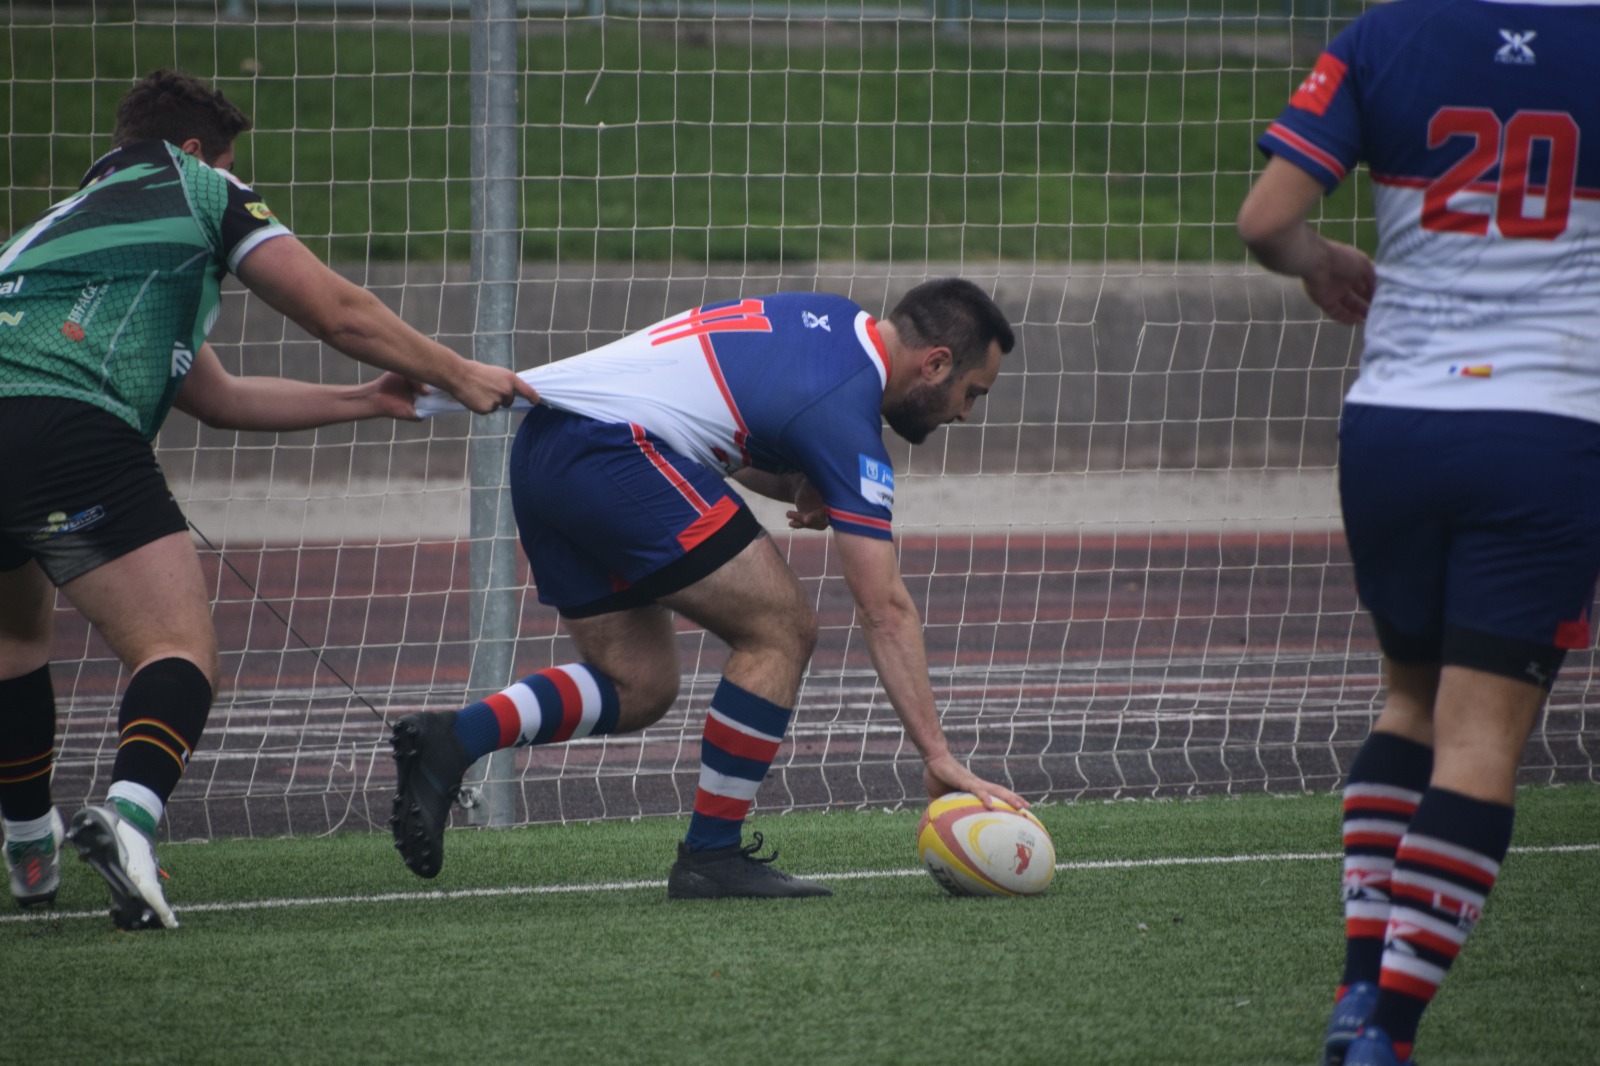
{"left": 0, "top": 140, "right": 290, "bottom": 439}
{"left": 1259, "top": 0, "right": 1600, "bottom": 424}
{"left": 421, "top": 293, "right": 899, "bottom": 539}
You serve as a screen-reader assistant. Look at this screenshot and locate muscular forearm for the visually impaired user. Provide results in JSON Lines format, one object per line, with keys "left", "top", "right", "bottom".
{"left": 195, "top": 378, "right": 389, "bottom": 430}
{"left": 312, "top": 286, "right": 463, "bottom": 390}
{"left": 1241, "top": 217, "right": 1332, "bottom": 280}
{"left": 855, "top": 594, "right": 951, "bottom": 763}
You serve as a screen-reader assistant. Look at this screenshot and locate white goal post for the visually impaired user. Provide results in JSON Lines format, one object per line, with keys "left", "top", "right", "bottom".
{"left": 8, "top": 1, "right": 1594, "bottom": 841}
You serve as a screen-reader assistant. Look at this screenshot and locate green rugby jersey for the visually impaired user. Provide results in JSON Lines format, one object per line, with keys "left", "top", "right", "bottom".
{"left": 0, "top": 139, "right": 290, "bottom": 439}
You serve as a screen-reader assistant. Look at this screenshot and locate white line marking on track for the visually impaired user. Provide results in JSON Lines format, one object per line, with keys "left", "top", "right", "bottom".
{"left": 6, "top": 842, "right": 1595, "bottom": 926}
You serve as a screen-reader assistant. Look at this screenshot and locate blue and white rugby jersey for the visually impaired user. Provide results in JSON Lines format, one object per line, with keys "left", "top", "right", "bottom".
{"left": 1259, "top": 0, "right": 1600, "bottom": 423}
{"left": 420, "top": 293, "right": 898, "bottom": 539}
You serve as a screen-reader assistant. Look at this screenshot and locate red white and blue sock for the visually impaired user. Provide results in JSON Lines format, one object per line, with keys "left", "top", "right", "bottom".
{"left": 451, "top": 664, "right": 621, "bottom": 760}
{"left": 1372, "top": 787, "right": 1514, "bottom": 1062}
{"left": 1339, "top": 732, "right": 1433, "bottom": 996}
{"left": 685, "top": 678, "right": 791, "bottom": 852}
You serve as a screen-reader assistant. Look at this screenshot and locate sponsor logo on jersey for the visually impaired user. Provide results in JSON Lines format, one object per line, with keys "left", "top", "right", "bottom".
{"left": 1290, "top": 52, "right": 1347, "bottom": 117}
{"left": 0, "top": 311, "right": 23, "bottom": 327}
{"left": 1496, "top": 30, "right": 1536, "bottom": 66}
{"left": 171, "top": 341, "right": 195, "bottom": 377}
{"left": 1451, "top": 364, "right": 1493, "bottom": 378}
{"left": 30, "top": 506, "right": 106, "bottom": 541}
{"left": 245, "top": 201, "right": 277, "bottom": 222}
{"left": 858, "top": 454, "right": 895, "bottom": 508}
{"left": 802, "top": 310, "right": 831, "bottom": 332}
{"left": 0, "top": 274, "right": 24, "bottom": 296}
{"left": 64, "top": 281, "right": 106, "bottom": 340}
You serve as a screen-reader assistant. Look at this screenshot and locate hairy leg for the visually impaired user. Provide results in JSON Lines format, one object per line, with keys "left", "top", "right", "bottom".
{"left": 561, "top": 604, "right": 683, "bottom": 732}
{"left": 657, "top": 535, "right": 817, "bottom": 705}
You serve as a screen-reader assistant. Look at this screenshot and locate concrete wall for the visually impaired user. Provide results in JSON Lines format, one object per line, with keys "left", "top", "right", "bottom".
{"left": 158, "top": 262, "right": 1363, "bottom": 488}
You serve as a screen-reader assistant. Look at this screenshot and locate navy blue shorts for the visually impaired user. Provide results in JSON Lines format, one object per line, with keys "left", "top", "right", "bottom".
{"left": 1339, "top": 403, "right": 1600, "bottom": 682}
{"left": 509, "top": 406, "right": 763, "bottom": 618}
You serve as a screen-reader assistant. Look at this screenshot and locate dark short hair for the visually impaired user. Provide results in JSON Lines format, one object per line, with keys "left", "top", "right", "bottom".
{"left": 886, "top": 278, "right": 1015, "bottom": 375}
{"left": 113, "top": 70, "right": 251, "bottom": 162}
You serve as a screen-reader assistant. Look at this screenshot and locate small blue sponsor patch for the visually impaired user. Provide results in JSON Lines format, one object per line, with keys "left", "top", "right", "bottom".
{"left": 29, "top": 505, "right": 106, "bottom": 541}
{"left": 858, "top": 454, "right": 895, "bottom": 508}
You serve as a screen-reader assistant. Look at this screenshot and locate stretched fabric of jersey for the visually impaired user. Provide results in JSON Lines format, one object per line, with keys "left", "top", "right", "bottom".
{"left": 421, "top": 292, "right": 900, "bottom": 540}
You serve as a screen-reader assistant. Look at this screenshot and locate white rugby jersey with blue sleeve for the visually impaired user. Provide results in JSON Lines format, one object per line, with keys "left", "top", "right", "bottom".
{"left": 1258, "top": 0, "right": 1600, "bottom": 424}
{"left": 421, "top": 292, "right": 897, "bottom": 539}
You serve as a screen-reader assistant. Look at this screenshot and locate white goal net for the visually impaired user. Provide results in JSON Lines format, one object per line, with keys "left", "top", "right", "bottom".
{"left": 7, "top": 1, "right": 1595, "bottom": 840}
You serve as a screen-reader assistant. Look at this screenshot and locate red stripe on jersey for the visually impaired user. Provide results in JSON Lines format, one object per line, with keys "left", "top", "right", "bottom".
{"left": 485, "top": 692, "right": 522, "bottom": 749}
{"left": 650, "top": 300, "right": 771, "bottom": 346}
{"left": 1265, "top": 122, "right": 1348, "bottom": 182}
{"left": 694, "top": 788, "right": 753, "bottom": 822}
{"left": 864, "top": 316, "right": 890, "bottom": 379}
{"left": 544, "top": 668, "right": 585, "bottom": 744}
{"left": 698, "top": 333, "right": 752, "bottom": 468}
{"left": 827, "top": 507, "right": 892, "bottom": 532}
{"left": 677, "top": 496, "right": 740, "bottom": 552}
{"left": 1373, "top": 172, "right": 1497, "bottom": 197}
{"left": 704, "top": 713, "right": 782, "bottom": 763}
{"left": 650, "top": 299, "right": 766, "bottom": 335}
{"left": 631, "top": 425, "right": 711, "bottom": 514}
{"left": 651, "top": 316, "right": 775, "bottom": 346}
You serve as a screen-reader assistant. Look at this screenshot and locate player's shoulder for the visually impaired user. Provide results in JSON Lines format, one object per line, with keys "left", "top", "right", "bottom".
{"left": 756, "top": 291, "right": 866, "bottom": 324}
{"left": 1351, "top": 0, "right": 1597, "bottom": 36}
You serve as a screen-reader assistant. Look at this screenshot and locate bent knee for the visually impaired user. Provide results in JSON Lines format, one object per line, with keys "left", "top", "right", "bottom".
{"left": 790, "top": 599, "right": 819, "bottom": 661}
{"left": 615, "top": 671, "right": 681, "bottom": 730}
{"left": 759, "top": 596, "right": 817, "bottom": 666}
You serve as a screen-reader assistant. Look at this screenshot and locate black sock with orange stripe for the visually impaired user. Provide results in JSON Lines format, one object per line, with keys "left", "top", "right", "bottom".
{"left": 0, "top": 665, "right": 56, "bottom": 822}
{"left": 110, "top": 657, "right": 213, "bottom": 806}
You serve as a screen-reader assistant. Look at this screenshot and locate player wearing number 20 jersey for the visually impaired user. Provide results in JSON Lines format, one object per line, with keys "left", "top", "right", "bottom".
{"left": 1246, "top": 5, "right": 1600, "bottom": 1064}
{"left": 1260, "top": 0, "right": 1600, "bottom": 423}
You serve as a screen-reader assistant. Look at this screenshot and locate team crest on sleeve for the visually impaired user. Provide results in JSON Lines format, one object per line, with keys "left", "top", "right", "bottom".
{"left": 1290, "top": 52, "right": 1348, "bottom": 117}
{"left": 858, "top": 454, "right": 895, "bottom": 508}
{"left": 245, "top": 202, "right": 277, "bottom": 221}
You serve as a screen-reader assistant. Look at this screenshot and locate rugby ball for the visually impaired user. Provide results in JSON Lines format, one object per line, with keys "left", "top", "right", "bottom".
{"left": 917, "top": 792, "right": 1055, "bottom": 897}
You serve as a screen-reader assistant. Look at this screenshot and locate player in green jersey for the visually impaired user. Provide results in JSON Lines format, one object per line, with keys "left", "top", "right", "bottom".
{"left": 0, "top": 70, "right": 536, "bottom": 929}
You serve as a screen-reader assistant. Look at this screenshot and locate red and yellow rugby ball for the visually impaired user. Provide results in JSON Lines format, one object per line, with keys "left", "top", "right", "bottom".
{"left": 917, "top": 792, "right": 1055, "bottom": 897}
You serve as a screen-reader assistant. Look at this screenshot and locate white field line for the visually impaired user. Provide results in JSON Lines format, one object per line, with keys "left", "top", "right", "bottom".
{"left": 6, "top": 842, "right": 1596, "bottom": 926}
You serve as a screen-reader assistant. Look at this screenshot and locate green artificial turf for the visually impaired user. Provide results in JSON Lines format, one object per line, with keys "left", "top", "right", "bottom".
{"left": 6, "top": 787, "right": 1596, "bottom": 1065}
